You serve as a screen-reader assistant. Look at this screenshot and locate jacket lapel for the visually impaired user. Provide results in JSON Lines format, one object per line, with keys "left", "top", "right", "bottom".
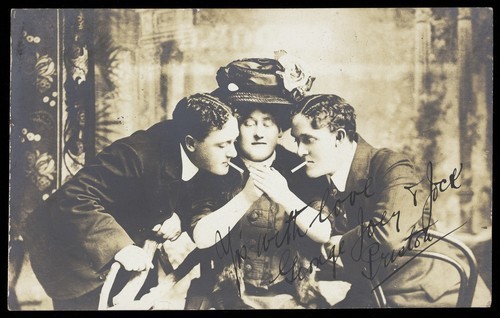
{"left": 341, "top": 135, "right": 377, "bottom": 226}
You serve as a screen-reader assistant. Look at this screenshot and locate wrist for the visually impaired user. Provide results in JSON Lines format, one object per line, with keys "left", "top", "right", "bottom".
{"left": 280, "top": 191, "right": 302, "bottom": 214}
{"left": 237, "top": 190, "right": 258, "bottom": 209}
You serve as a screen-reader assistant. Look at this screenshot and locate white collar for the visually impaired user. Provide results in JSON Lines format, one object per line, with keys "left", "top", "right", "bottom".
{"left": 329, "top": 141, "right": 357, "bottom": 192}
{"left": 241, "top": 151, "right": 277, "bottom": 170}
{"left": 180, "top": 144, "right": 199, "bottom": 181}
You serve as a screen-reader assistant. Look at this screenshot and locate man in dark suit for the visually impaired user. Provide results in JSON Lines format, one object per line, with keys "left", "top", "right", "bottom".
{"left": 24, "top": 93, "right": 240, "bottom": 310}
{"left": 289, "top": 93, "right": 490, "bottom": 307}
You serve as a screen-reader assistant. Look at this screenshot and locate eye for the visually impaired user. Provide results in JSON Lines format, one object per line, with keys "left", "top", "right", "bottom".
{"left": 243, "top": 119, "right": 256, "bottom": 127}
{"left": 263, "top": 119, "right": 275, "bottom": 127}
{"left": 301, "top": 136, "right": 316, "bottom": 145}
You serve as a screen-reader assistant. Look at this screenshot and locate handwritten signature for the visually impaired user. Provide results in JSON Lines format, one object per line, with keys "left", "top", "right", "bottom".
{"left": 213, "top": 161, "right": 465, "bottom": 291}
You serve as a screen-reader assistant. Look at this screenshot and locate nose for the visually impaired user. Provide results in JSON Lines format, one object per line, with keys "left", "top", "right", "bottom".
{"left": 254, "top": 124, "right": 264, "bottom": 139}
{"left": 297, "top": 142, "right": 308, "bottom": 158}
{"left": 227, "top": 143, "right": 237, "bottom": 158}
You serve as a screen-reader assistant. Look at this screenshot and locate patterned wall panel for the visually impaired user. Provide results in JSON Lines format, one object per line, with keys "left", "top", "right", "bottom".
{"left": 11, "top": 9, "right": 60, "bottom": 237}
{"left": 11, "top": 9, "right": 95, "bottom": 235}
{"left": 10, "top": 9, "right": 95, "bottom": 309}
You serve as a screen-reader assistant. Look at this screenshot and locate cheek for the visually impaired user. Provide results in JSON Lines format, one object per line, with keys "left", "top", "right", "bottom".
{"left": 312, "top": 143, "right": 331, "bottom": 162}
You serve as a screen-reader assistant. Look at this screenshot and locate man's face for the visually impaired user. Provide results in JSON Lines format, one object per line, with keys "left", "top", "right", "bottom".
{"left": 238, "top": 109, "right": 281, "bottom": 162}
{"left": 191, "top": 116, "right": 239, "bottom": 175}
{"left": 291, "top": 113, "right": 339, "bottom": 178}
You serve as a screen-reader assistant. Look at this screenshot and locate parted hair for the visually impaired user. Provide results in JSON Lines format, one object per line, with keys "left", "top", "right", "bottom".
{"left": 172, "top": 93, "right": 235, "bottom": 142}
{"left": 292, "top": 94, "right": 357, "bottom": 142}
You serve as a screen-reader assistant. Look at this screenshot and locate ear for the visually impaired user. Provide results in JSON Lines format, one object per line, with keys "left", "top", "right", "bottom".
{"left": 336, "top": 129, "right": 346, "bottom": 141}
{"left": 184, "top": 135, "right": 196, "bottom": 152}
{"left": 334, "top": 129, "right": 347, "bottom": 147}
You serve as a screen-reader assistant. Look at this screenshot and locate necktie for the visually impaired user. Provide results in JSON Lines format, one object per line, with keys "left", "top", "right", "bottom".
{"left": 330, "top": 184, "right": 348, "bottom": 234}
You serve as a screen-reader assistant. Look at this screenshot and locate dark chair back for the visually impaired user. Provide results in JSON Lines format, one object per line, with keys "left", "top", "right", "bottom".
{"left": 371, "top": 229, "right": 478, "bottom": 307}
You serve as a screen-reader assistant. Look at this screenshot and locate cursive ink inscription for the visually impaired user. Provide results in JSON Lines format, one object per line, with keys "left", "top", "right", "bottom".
{"left": 212, "top": 162, "right": 464, "bottom": 289}
{"left": 312, "top": 177, "right": 375, "bottom": 227}
{"left": 256, "top": 206, "right": 309, "bottom": 257}
{"left": 215, "top": 227, "right": 247, "bottom": 295}
{"left": 351, "top": 207, "right": 401, "bottom": 267}
{"left": 405, "top": 161, "right": 462, "bottom": 210}
{"left": 361, "top": 162, "right": 464, "bottom": 288}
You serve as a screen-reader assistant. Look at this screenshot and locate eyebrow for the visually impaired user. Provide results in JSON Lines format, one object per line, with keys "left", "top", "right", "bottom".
{"left": 218, "top": 137, "right": 238, "bottom": 145}
{"left": 291, "top": 133, "right": 314, "bottom": 139}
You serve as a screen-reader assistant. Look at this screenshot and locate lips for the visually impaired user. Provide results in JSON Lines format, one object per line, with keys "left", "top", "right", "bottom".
{"left": 251, "top": 142, "right": 267, "bottom": 145}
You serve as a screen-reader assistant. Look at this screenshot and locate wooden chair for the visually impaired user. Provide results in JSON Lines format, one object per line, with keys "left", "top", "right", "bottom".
{"left": 370, "top": 229, "right": 479, "bottom": 307}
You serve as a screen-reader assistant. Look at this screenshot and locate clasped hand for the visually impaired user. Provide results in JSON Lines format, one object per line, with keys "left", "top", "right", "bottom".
{"left": 248, "top": 166, "right": 291, "bottom": 206}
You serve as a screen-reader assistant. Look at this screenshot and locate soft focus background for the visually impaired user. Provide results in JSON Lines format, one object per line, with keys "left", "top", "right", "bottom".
{"left": 10, "top": 8, "right": 492, "bottom": 310}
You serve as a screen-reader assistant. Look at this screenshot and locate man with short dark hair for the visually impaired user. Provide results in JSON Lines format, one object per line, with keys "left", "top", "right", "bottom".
{"left": 25, "top": 93, "right": 239, "bottom": 310}
{"left": 290, "top": 93, "right": 491, "bottom": 307}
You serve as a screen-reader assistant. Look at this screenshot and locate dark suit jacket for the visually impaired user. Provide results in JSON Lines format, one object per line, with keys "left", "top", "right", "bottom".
{"left": 324, "top": 135, "right": 460, "bottom": 305}
{"left": 24, "top": 120, "right": 217, "bottom": 300}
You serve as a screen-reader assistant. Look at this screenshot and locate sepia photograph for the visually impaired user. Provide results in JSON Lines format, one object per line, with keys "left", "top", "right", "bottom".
{"left": 9, "top": 8, "right": 492, "bottom": 310}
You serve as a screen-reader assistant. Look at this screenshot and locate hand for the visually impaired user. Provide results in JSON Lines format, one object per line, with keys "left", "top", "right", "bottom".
{"left": 241, "top": 174, "right": 263, "bottom": 202}
{"left": 114, "top": 245, "right": 154, "bottom": 272}
{"left": 152, "top": 212, "right": 182, "bottom": 241}
{"left": 248, "top": 166, "right": 291, "bottom": 206}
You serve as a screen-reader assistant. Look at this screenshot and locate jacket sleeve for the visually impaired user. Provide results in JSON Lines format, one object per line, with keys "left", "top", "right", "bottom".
{"left": 340, "top": 150, "right": 425, "bottom": 276}
{"left": 50, "top": 141, "right": 144, "bottom": 271}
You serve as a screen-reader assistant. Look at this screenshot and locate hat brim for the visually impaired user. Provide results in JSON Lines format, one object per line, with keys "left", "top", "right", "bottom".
{"left": 227, "top": 92, "right": 294, "bottom": 106}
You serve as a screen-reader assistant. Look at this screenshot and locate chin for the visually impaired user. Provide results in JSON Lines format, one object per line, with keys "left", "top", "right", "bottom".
{"left": 212, "top": 167, "right": 229, "bottom": 176}
{"left": 305, "top": 168, "right": 321, "bottom": 179}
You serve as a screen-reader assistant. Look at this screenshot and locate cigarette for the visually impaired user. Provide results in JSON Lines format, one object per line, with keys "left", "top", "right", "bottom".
{"left": 291, "top": 161, "right": 307, "bottom": 173}
{"left": 228, "top": 161, "right": 244, "bottom": 173}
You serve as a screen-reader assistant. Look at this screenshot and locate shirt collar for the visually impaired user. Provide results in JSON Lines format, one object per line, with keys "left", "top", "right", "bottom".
{"left": 241, "top": 151, "right": 277, "bottom": 170}
{"left": 180, "top": 143, "right": 199, "bottom": 181}
{"left": 329, "top": 141, "right": 357, "bottom": 192}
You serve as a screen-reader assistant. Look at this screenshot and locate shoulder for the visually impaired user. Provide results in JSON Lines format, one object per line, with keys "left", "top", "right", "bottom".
{"left": 274, "top": 145, "right": 302, "bottom": 170}
{"left": 118, "top": 120, "right": 172, "bottom": 149}
{"left": 369, "top": 147, "right": 419, "bottom": 186}
{"left": 90, "top": 121, "right": 175, "bottom": 171}
{"left": 370, "top": 147, "right": 414, "bottom": 172}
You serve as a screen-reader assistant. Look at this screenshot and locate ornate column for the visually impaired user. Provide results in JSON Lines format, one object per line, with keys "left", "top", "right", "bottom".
{"left": 61, "top": 9, "right": 95, "bottom": 184}
{"left": 457, "top": 8, "right": 474, "bottom": 233}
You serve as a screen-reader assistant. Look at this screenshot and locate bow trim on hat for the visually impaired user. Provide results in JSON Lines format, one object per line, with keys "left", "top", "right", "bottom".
{"left": 274, "top": 50, "right": 315, "bottom": 101}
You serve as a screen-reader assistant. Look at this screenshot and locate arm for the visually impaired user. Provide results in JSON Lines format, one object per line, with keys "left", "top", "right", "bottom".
{"left": 338, "top": 151, "right": 425, "bottom": 270}
{"left": 249, "top": 166, "right": 332, "bottom": 243}
{"left": 52, "top": 141, "right": 147, "bottom": 271}
{"left": 192, "top": 176, "right": 262, "bottom": 249}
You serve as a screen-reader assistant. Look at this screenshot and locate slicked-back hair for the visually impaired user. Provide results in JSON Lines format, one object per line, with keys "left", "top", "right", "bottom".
{"left": 172, "top": 93, "right": 235, "bottom": 142}
{"left": 291, "top": 94, "right": 357, "bottom": 142}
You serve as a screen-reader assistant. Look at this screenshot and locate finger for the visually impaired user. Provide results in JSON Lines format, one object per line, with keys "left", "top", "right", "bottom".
{"left": 249, "top": 172, "right": 268, "bottom": 183}
{"left": 152, "top": 224, "right": 161, "bottom": 232}
{"left": 254, "top": 183, "right": 266, "bottom": 193}
{"left": 248, "top": 166, "right": 268, "bottom": 177}
{"left": 253, "top": 179, "right": 269, "bottom": 193}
